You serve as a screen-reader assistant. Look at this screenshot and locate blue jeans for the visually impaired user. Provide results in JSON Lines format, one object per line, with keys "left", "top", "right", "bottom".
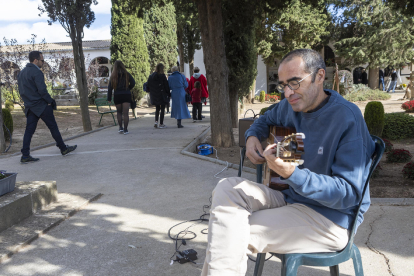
{"left": 379, "top": 77, "right": 385, "bottom": 91}
{"left": 387, "top": 81, "right": 397, "bottom": 93}
{"left": 21, "top": 105, "right": 66, "bottom": 156}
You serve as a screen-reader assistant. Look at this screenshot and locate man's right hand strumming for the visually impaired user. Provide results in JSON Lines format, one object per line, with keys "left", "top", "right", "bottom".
{"left": 246, "top": 136, "right": 266, "bottom": 164}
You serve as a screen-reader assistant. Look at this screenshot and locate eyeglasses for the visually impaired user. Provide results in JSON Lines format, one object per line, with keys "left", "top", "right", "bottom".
{"left": 276, "top": 72, "right": 314, "bottom": 93}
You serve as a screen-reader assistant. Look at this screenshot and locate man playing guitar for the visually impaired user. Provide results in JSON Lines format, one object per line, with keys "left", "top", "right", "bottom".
{"left": 201, "top": 49, "right": 375, "bottom": 276}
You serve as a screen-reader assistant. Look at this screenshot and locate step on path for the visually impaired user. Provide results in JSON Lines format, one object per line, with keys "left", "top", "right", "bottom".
{"left": 0, "top": 181, "right": 101, "bottom": 263}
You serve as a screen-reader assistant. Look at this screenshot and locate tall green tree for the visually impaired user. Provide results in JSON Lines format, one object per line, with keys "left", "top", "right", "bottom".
{"left": 39, "top": 0, "right": 94, "bottom": 132}
{"left": 111, "top": 0, "right": 150, "bottom": 102}
{"left": 256, "top": 0, "right": 330, "bottom": 65}
{"left": 334, "top": 0, "right": 414, "bottom": 89}
{"left": 144, "top": 1, "right": 178, "bottom": 71}
{"left": 223, "top": 0, "right": 258, "bottom": 127}
{"left": 182, "top": 4, "right": 201, "bottom": 74}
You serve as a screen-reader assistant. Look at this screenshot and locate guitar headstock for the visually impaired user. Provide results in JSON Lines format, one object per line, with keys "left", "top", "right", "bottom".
{"left": 275, "top": 133, "right": 305, "bottom": 166}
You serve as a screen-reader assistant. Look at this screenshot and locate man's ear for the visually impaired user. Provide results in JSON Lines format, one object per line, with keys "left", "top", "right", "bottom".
{"left": 316, "top": 69, "right": 325, "bottom": 84}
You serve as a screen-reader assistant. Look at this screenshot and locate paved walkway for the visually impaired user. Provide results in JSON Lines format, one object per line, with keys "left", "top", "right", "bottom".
{"left": 0, "top": 106, "right": 413, "bottom": 276}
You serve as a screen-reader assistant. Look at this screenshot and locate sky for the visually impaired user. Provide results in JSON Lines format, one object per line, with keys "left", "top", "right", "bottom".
{"left": 0, "top": 0, "right": 112, "bottom": 45}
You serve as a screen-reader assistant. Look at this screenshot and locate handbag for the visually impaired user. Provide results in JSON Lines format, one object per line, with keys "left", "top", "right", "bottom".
{"left": 185, "top": 92, "right": 192, "bottom": 103}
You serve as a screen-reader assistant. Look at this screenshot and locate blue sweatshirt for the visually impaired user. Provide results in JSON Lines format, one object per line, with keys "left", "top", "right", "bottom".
{"left": 245, "top": 90, "right": 375, "bottom": 231}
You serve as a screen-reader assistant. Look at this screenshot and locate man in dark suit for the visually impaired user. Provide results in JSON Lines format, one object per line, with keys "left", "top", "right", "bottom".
{"left": 361, "top": 68, "right": 368, "bottom": 85}
{"left": 353, "top": 68, "right": 361, "bottom": 84}
{"left": 18, "top": 51, "right": 77, "bottom": 163}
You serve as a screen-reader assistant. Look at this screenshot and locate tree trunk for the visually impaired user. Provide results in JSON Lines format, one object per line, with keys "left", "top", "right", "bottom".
{"left": 0, "top": 93, "right": 6, "bottom": 153}
{"left": 249, "top": 78, "right": 256, "bottom": 103}
{"left": 229, "top": 88, "right": 238, "bottom": 128}
{"left": 189, "top": 55, "right": 194, "bottom": 76}
{"left": 70, "top": 26, "right": 92, "bottom": 132}
{"left": 177, "top": 27, "right": 185, "bottom": 73}
{"left": 187, "top": 25, "right": 195, "bottom": 75}
{"left": 410, "top": 62, "right": 414, "bottom": 100}
{"left": 196, "top": 0, "right": 234, "bottom": 147}
{"left": 368, "top": 66, "right": 379, "bottom": 90}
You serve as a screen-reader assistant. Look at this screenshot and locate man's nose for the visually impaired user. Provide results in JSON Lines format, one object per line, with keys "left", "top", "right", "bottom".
{"left": 284, "top": 86, "right": 295, "bottom": 98}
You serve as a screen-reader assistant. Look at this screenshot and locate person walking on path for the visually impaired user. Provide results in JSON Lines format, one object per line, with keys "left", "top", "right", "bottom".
{"left": 353, "top": 68, "right": 361, "bottom": 84}
{"left": 188, "top": 67, "right": 209, "bottom": 109}
{"left": 147, "top": 63, "right": 170, "bottom": 129}
{"left": 379, "top": 69, "right": 385, "bottom": 91}
{"left": 107, "top": 61, "right": 136, "bottom": 134}
{"left": 191, "top": 81, "right": 202, "bottom": 122}
{"left": 387, "top": 69, "right": 398, "bottom": 93}
{"left": 168, "top": 66, "right": 191, "bottom": 128}
{"left": 361, "top": 68, "right": 368, "bottom": 85}
{"left": 17, "top": 51, "right": 77, "bottom": 164}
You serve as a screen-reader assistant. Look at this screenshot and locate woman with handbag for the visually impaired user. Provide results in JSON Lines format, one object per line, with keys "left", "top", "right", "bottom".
{"left": 168, "top": 66, "right": 191, "bottom": 128}
{"left": 107, "top": 60, "right": 136, "bottom": 134}
{"left": 147, "top": 63, "right": 171, "bottom": 129}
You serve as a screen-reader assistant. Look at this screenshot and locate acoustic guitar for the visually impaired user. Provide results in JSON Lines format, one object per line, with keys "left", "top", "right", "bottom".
{"left": 262, "top": 126, "right": 305, "bottom": 191}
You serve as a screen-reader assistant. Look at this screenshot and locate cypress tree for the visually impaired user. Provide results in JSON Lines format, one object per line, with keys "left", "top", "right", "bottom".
{"left": 111, "top": 0, "right": 150, "bottom": 102}
{"left": 174, "top": 0, "right": 202, "bottom": 74}
{"left": 223, "top": 0, "right": 258, "bottom": 127}
{"left": 256, "top": 0, "right": 330, "bottom": 65}
{"left": 144, "top": 1, "right": 178, "bottom": 71}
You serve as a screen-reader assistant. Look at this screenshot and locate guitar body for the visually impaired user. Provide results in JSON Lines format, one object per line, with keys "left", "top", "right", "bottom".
{"left": 263, "top": 126, "right": 305, "bottom": 191}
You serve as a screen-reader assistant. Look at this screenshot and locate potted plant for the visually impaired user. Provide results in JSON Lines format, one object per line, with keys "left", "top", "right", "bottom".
{"left": 0, "top": 171, "right": 17, "bottom": 196}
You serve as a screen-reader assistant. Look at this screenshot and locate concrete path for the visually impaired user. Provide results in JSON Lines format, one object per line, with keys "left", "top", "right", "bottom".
{"left": 0, "top": 106, "right": 413, "bottom": 276}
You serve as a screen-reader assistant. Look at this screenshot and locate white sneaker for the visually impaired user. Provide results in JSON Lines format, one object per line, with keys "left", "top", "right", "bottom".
{"left": 118, "top": 128, "right": 124, "bottom": 133}
{"left": 158, "top": 124, "right": 166, "bottom": 129}
{"left": 193, "top": 120, "right": 197, "bottom": 123}
{"left": 123, "top": 131, "right": 129, "bottom": 135}
{"left": 154, "top": 122, "right": 158, "bottom": 128}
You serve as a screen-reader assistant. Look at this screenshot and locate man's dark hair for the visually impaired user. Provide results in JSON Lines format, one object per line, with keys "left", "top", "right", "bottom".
{"left": 280, "top": 49, "right": 326, "bottom": 82}
{"left": 29, "top": 51, "right": 42, "bottom": 63}
{"left": 194, "top": 67, "right": 200, "bottom": 73}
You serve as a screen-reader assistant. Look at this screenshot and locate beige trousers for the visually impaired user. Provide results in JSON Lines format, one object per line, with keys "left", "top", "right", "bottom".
{"left": 201, "top": 177, "right": 349, "bottom": 276}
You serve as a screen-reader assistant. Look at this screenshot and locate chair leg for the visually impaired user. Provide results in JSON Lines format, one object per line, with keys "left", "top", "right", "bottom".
{"left": 111, "top": 113, "right": 117, "bottom": 126}
{"left": 253, "top": 253, "right": 266, "bottom": 276}
{"left": 329, "top": 265, "right": 339, "bottom": 276}
{"left": 238, "top": 147, "right": 246, "bottom": 177}
{"left": 351, "top": 245, "right": 364, "bottom": 276}
{"left": 256, "top": 164, "right": 263, "bottom": 183}
{"left": 281, "top": 255, "right": 301, "bottom": 276}
{"left": 99, "top": 114, "right": 103, "bottom": 126}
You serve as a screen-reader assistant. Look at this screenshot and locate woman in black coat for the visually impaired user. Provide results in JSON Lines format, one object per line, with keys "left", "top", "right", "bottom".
{"left": 147, "top": 63, "right": 171, "bottom": 129}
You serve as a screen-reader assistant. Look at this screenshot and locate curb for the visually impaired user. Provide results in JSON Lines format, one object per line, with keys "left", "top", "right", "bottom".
{"left": 181, "top": 126, "right": 256, "bottom": 175}
{"left": 0, "top": 193, "right": 103, "bottom": 264}
{"left": 371, "top": 198, "right": 414, "bottom": 206}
